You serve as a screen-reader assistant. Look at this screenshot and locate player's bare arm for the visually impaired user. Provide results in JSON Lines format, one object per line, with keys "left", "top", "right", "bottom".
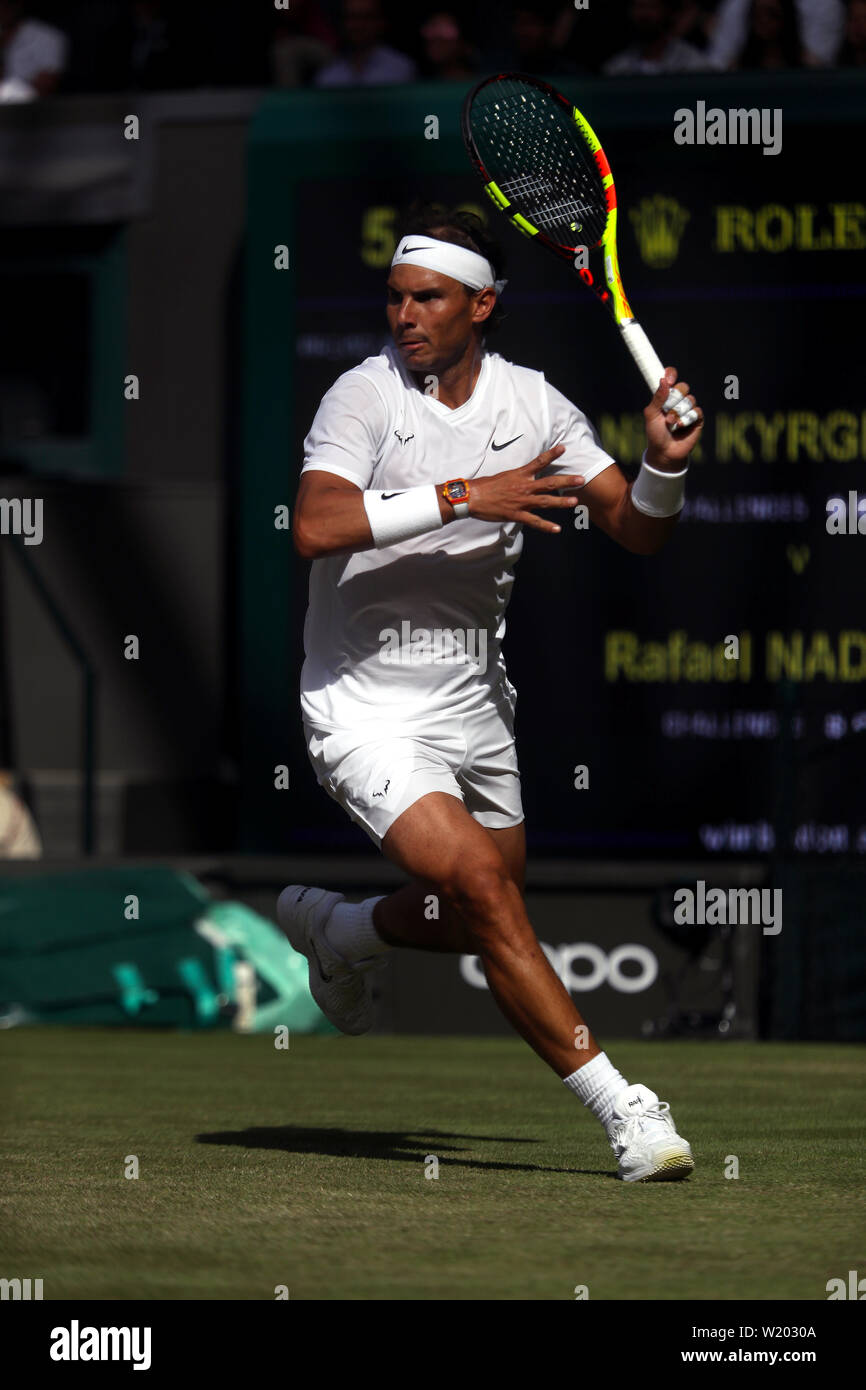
{"left": 293, "top": 448, "right": 587, "bottom": 559}
{"left": 560, "top": 366, "right": 704, "bottom": 557}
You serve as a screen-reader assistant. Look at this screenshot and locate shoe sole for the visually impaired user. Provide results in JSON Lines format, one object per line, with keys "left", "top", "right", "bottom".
{"left": 276, "top": 884, "right": 372, "bottom": 1036}
{"left": 622, "top": 1151, "right": 695, "bottom": 1183}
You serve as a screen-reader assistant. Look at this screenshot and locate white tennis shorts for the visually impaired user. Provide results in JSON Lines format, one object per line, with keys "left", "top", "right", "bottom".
{"left": 304, "top": 692, "right": 524, "bottom": 850}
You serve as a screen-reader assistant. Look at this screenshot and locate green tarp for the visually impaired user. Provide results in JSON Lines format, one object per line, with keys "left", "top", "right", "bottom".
{"left": 0, "top": 866, "right": 335, "bottom": 1035}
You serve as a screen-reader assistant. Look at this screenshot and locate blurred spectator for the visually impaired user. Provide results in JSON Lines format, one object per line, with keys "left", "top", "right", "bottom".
{"left": 315, "top": 0, "right": 416, "bottom": 86}
{"left": 670, "top": 0, "right": 718, "bottom": 45}
{"left": 739, "top": 0, "right": 804, "bottom": 67}
{"left": 838, "top": 0, "right": 866, "bottom": 62}
{"left": 419, "top": 10, "right": 476, "bottom": 80}
{"left": 0, "top": 0, "right": 68, "bottom": 100}
{"left": 805, "top": 0, "right": 854, "bottom": 61}
{"left": 603, "top": 0, "right": 718, "bottom": 73}
{"left": 510, "top": 1, "right": 582, "bottom": 75}
{"left": 0, "top": 773, "right": 41, "bottom": 858}
{"left": 270, "top": 0, "right": 336, "bottom": 88}
{"left": 130, "top": 1, "right": 182, "bottom": 89}
{"left": 707, "top": 0, "right": 845, "bottom": 66}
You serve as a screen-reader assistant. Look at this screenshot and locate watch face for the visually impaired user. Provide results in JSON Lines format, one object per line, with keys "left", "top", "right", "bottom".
{"left": 447, "top": 480, "right": 469, "bottom": 502}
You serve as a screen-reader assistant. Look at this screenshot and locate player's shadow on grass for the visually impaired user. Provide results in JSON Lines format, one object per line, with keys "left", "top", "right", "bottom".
{"left": 197, "top": 1125, "right": 613, "bottom": 1176}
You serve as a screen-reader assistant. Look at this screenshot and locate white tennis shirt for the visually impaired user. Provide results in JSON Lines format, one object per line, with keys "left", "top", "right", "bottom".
{"left": 299, "top": 344, "right": 615, "bottom": 728}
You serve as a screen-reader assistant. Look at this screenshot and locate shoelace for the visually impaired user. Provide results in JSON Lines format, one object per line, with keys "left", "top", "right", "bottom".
{"left": 609, "top": 1100, "right": 672, "bottom": 1150}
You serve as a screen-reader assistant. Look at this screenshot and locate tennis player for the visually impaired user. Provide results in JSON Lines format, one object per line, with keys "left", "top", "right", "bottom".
{"left": 279, "top": 205, "right": 703, "bottom": 1183}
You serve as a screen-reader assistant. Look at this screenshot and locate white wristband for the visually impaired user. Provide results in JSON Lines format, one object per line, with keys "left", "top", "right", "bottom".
{"left": 363, "top": 484, "right": 443, "bottom": 549}
{"left": 630, "top": 451, "right": 689, "bottom": 518}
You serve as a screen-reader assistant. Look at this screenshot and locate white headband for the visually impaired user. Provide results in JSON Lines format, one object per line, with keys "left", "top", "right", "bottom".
{"left": 391, "top": 235, "right": 507, "bottom": 296}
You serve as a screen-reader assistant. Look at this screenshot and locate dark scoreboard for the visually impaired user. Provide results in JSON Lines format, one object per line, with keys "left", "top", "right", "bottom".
{"left": 242, "top": 72, "right": 866, "bottom": 858}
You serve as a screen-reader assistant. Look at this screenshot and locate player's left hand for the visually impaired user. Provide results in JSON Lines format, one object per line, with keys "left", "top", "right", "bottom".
{"left": 644, "top": 366, "right": 703, "bottom": 468}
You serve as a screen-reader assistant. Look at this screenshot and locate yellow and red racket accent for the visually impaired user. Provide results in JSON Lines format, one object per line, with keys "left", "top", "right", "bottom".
{"left": 461, "top": 72, "right": 698, "bottom": 426}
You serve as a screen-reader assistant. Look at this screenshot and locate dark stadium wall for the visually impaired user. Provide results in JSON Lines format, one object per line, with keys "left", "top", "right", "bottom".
{"left": 0, "top": 101, "right": 251, "bottom": 853}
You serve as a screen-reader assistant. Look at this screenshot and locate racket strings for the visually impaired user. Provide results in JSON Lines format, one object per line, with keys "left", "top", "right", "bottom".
{"left": 496, "top": 175, "right": 595, "bottom": 230}
{"left": 468, "top": 81, "right": 608, "bottom": 247}
{"left": 497, "top": 173, "right": 595, "bottom": 222}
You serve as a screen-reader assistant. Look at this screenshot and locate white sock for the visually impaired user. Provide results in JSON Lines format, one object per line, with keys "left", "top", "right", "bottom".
{"left": 562, "top": 1051, "right": 628, "bottom": 1130}
{"left": 324, "top": 896, "right": 389, "bottom": 965}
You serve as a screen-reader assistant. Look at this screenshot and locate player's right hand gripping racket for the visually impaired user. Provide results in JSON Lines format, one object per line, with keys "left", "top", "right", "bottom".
{"left": 461, "top": 72, "right": 698, "bottom": 430}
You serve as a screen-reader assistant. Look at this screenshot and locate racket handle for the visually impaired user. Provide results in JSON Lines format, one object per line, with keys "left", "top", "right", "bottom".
{"left": 619, "top": 320, "right": 697, "bottom": 428}
{"left": 620, "top": 320, "right": 666, "bottom": 394}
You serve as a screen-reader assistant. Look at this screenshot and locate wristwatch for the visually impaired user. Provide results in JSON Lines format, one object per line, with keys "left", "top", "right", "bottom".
{"left": 442, "top": 478, "right": 470, "bottom": 518}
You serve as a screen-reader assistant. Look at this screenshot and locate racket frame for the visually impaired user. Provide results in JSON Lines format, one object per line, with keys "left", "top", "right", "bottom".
{"left": 461, "top": 73, "right": 696, "bottom": 426}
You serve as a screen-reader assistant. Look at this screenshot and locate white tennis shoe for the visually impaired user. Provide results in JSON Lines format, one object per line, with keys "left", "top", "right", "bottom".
{"left": 606, "top": 1083, "right": 694, "bottom": 1183}
{"left": 276, "top": 884, "right": 377, "bottom": 1036}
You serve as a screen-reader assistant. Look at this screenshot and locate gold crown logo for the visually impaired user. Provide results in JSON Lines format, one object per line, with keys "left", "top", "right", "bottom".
{"left": 629, "top": 196, "right": 690, "bottom": 269}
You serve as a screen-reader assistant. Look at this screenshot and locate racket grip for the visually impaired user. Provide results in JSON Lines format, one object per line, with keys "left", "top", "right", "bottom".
{"left": 619, "top": 320, "right": 687, "bottom": 421}
{"left": 620, "top": 320, "right": 665, "bottom": 393}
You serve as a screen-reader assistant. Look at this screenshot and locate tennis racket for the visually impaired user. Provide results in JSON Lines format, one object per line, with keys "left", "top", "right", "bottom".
{"left": 461, "top": 72, "right": 698, "bottom": 430}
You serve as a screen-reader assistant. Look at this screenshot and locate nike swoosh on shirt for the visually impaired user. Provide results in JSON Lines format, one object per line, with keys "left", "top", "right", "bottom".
{"left": 491, "top": 435, "right": 523, "bottom": 451}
